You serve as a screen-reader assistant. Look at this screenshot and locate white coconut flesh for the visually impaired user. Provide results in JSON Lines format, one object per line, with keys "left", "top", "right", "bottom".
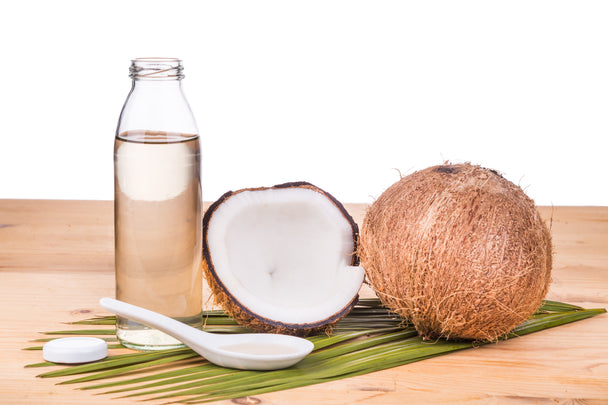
{"left": 206, "top": 187, "right": 364, "bottom": 325}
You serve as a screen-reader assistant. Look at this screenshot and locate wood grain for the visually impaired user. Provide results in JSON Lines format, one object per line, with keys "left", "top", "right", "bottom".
{"left": 0, "top": 200, "right": 606, "bottom": 404}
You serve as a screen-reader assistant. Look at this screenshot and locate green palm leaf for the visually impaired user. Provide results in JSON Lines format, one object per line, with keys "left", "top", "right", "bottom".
{"left": 25, "top": 299, "right": 605, "bottom": 404}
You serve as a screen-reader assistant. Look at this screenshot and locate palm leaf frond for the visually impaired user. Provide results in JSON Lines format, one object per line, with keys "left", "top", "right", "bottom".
{"left": 25, "top": 298, "right": 605, "bottom": 403}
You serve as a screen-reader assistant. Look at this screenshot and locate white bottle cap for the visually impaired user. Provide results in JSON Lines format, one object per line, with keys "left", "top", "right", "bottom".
{"left": 43, "top": 337, "right": 108, "bottom": 364}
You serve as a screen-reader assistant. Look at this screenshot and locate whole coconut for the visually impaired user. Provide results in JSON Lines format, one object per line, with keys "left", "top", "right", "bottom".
{"left": 359, "top": 163, "right": 552, "bottom": 341}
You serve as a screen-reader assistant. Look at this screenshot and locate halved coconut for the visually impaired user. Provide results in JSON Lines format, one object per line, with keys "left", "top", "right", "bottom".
{"left": 202, "top": 182, "right": 364, "bottom": 336}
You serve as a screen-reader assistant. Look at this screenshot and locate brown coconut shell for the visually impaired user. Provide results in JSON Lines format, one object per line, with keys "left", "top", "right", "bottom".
{"left": 202, "top": 181, "right": 360, "bottom": 336}
{"left": 359, "top": 163, "right": 552, "bottom": 341}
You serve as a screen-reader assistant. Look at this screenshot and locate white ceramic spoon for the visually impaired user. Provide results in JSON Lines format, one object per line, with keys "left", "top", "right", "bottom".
{"left": 99, "top": 297, "right": 314, "bottom": 370}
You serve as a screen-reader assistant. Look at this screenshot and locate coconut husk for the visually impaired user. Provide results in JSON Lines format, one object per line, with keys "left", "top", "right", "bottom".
{"left": 359, "top": 163, "right": 552, "bottom": 341}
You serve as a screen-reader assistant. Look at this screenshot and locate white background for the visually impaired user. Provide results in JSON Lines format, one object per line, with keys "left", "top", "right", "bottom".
{"left": 1, "top": 1, "right": 606, "bottom": 206}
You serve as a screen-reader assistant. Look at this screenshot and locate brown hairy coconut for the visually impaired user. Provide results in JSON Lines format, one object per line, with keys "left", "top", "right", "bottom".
{"left": 359, "top": 163, "right": 552, "bottom": 341}
{"left": 202, "top": 182, "right": 364, "bottom": 336}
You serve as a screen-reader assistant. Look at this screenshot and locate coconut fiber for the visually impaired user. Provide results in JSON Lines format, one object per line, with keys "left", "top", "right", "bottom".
{"left": 359, "top": 163, "right": 552, "bottom": 341}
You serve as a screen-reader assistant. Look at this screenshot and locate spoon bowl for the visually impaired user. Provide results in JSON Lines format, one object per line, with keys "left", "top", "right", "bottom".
{"left": 100, "top": 298, "right": 314, "bottom": 370}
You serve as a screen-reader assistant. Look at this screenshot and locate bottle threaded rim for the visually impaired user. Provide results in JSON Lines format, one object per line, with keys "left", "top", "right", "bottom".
{"left": 130, "top": 58, "right": 184, "bottom": 80}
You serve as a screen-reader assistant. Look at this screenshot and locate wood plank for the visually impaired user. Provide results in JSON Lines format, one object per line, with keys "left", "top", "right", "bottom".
{"left": 0, "top": 200, "right": 606, "bottom": 404}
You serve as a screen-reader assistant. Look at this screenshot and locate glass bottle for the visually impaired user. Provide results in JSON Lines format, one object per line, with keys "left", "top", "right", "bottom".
{"left": 114, "top": 58, "right": 202, "bottom": 350}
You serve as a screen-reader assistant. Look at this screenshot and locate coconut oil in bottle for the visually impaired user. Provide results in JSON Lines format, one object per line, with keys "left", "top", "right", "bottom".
{"left": 114, "top": 58, "right": 202, "bottom": 350}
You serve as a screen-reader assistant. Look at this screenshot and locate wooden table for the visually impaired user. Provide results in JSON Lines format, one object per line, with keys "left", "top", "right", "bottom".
{"left": 1, "top": 200, "right": 606, "bottom": 404}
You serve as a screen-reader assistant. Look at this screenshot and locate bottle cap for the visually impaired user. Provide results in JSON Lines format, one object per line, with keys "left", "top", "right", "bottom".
{"left": 43, "top": 337, "right": 108, "bottom": 364}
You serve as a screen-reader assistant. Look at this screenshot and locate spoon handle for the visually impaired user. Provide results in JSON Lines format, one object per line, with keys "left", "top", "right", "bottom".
{"left": 99, "top": 297, "right": 213, "bottom": 348}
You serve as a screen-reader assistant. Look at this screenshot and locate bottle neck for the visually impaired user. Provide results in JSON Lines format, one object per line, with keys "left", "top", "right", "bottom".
{"left": 130, "top": 79, "right": 182, "bottom": 92}
{"left": 116, "top": 58, "right": 198, "bottom": 137}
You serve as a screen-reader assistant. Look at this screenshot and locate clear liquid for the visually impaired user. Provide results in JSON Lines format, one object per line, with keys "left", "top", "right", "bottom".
{"left": 219, "top": 342, "right": 300, "bottom": 355}
{"left": 114, "top": 130, "right": 202, "bottom": 350}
